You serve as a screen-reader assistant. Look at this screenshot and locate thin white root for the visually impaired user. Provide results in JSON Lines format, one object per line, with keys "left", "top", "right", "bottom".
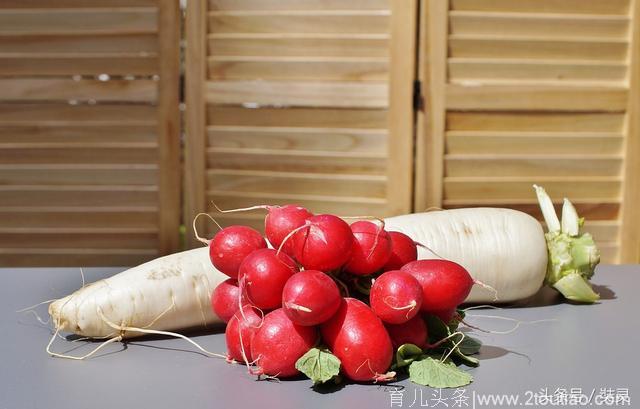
{"left": 284, "top": 302, "right": 312, "bottom": 313}
{"left": 16, "top": 299, "right": 58, "bottom": 313}
{"left": 96, "top": 307, "right": 227, "bottom": 360}
{"left": 276, "top": 223, "right": 308, "bottom": 256}
{"left": 382, "top": 297, "right": 417, "bottom": 319}
{"left": 442, "top": 331, "right": 465, "bottom": 362}
{"left": 23, "top": 310, "right": 51, "bottom": 326}
{"left": 462, "top": 305, "right": 503, "bottom": 312}
{"left": 212, "top": 203, "right": 269, "bottom": 214}
{"left": 192, "top": 212, "right": 222, "bottom": 245}
{"left": 414, "top": 241, "right": 446, "bottom": 259}
{"left": 46, "top": 327, "right": 123, "bottom": 360}
{"left": 473, "top": 279, "right": 499, "bottom": 302}
{"left": 463, "top": 314, "right": 557, "bottom": 335}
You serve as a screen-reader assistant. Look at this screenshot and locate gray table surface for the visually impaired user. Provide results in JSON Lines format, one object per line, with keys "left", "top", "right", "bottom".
{"left": 1, "top": 265, "right": 638, "bottom": 409}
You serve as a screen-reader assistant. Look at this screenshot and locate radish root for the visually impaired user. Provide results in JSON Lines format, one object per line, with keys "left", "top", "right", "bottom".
{"left": 382, "top": 297, "right": 417, "bottom": 319}
{"left": 212, "top": 203, "right": 270, "bottom": 214}
{"left": 473, "top": 279, "right": 499, "bottom": 301}
{"left": 283, "top": 302, "right": 312, "bottom": 313}
{"left": 414, "top": 241, "right": 446, "bottom": 259}
{"left": 192, "top": 212, "right": 222, "bottom": 245}
{"left": 461, "top": 314, "right": 557, "bottom": 335}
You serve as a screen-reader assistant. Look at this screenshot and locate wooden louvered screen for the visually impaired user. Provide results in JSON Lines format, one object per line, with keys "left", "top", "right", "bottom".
{"left": 416, "top": 0, "right": 640, "bottom": 263}
{"left": 0, "top": 0, "right": 180, "bottom": 266}
{"left": 185, "top": 0, "right": 416, "bottom": 246}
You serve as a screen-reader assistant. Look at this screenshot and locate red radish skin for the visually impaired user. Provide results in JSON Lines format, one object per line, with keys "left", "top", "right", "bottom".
{"left": 238, "top": 249, "right": 298, "bottom": 310}
{"left": 211, "top": 278, "right": 241, "bottom": 323}
{"left": 210, "top": 226, "right": 267, "bottom": 278}
{"left": 382, "top": 231, "right": 418, "bottom": 271}
{"left": 225, "top": 305, "right": 262, "bottom": 362}
{"left": 344, "top": 221, "right": 392, "bottom": 276}
{"left": 369, "top": 270, "right": 423, "bottom": 324}
{"left": 385, "top": 316, "right": 428, "bottom": 349}
{"left": 321, "top": 298, "right": 394, "bottom": 382}
{"left": 291, "top": 214, "right": 354, "bottom": 271}
{"left": 401, "top": 259, "right": 474, "bottom": 313}
{"left": 265, "top": 205, "right": 313, "bottom": 254}
{"left": 251, "top": 308, "right": 317, "bottom": 378}
{"left": 282, "top": 270, "right": 341, "bottom": 326}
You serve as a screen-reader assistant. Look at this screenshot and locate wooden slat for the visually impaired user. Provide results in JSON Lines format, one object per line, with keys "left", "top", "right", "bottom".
{"left": 0, "top": 79, "right": 157, "bottom": 103}
{"left": 444, "top": 155, "right": 622, "bottom": 177}
{"left": 450, "top": 0, "right": 630, "bottom": 15}
{"left": 207, "top": 192, "right": 388, "bottom": 217}
{"left": 0, "top": 56, "right": 158, "bottom": 76}
{"left": 207, "top": 106, "right": 387, "bottom": 128}
{"left": 0, "top": 125, "right": 156, "bottom": 144}
{"left": 208, "top": 11, "right": 389, "bottom": 34}
{"left": 448, "top": 58, "right": 627, "bottom": 82}
{"left": 0, "top": 231, "right": 158, "bottom": 250}
{"left": 0, "top": 34, "right": 158, "bottom": 53}
{"left": 446, "top": 112, "right": 625, "bottom": 132}
{"left": 449, "top": 11, "right": 629, "bottom": 39}
{"left": 0, "top": 249, "right": 157, "bottom": 267}
{"left": 449, "top": 36, "right": 628, "bottom": 61}
{"left": 205, "top": 80, "right": 388, "bottom": 108}
{"left": 599, "top": 242, "right": 619, "bottom": 263}
{"left": 569, "top": 220, "right": 620, "bottom": 243}
{"left": 207, "top": 35, "right": 388, "bottom": 58}
{"left": 207, "top": 169, "right": 387, "bottom": 198}
{"left": 446, "top": 131, "right": 624, "bottom": 155}
{"left": 0, "top": 186, "right": 157, "bottom": 207}
{"left": 0, "top": 165, "right": 157, "bottom": 185}
{"left": 0, "top": 104, "right": 156, "bottom": 126}
{"left": 443, "top": 202, "right": 620, "bottom": 221}
{"left": 207, "top": 126, "right": 386, "bottom": 153}
{"left": 0, "top": 9, "right": 157, "bottom": 35}
{"left": 208, "top": 0, "right": 389, "bottom": 10}
{"left": 1, "top": 0, "right": 157, "bottom": 7}
{"left": 443, "top": 177, "right": 621, "bottom": 201}
{"left": 207, "top": 148, "right": 386, "bottom": 175}
{"left": 0, "top": 208, "right": 158, "bottom": 229}
{"left": 208, "top": 57, "right": 387, "bottom": 81}
{"left": 446, "top": 84, "right": 628, "bottom": 111}
{"left": 0, "top": 147, "right": 157, "bottom": 164}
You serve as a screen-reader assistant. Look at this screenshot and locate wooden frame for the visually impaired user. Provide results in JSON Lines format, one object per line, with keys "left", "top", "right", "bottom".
{"left": 414, "top": 0, "right": 448, "bottom": 210}
{"left": 184, "top": 0, "right": 208, "bottom": 249}
{"left": 620, "top": 0, "right": 640, "bottom": 262}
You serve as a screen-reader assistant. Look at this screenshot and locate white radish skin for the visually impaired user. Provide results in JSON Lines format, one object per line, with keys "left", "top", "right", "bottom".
{"left": 384, "top": 208, "right": 548, "bottom": 303}
{"left": 48, "top": 247, "right": 227, "bottom": 339}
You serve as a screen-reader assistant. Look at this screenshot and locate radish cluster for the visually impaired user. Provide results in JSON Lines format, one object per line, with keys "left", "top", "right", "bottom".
{"left": 206, "top": 205, "right": 477, "bottom": 384}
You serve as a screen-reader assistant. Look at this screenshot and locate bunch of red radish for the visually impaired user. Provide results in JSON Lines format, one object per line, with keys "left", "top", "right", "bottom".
{"left": 206, "top": 205, "right": 475, "bottom": 382}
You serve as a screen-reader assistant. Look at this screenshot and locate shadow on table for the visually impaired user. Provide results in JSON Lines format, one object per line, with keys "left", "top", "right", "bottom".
{"left": 477, "top": 345, "right": 531, "bottom": 364}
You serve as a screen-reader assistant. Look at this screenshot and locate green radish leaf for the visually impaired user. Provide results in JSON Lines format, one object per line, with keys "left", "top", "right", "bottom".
{"left": 395, "top": 343, "right": 423, "bottom": 369}
{"left": 453, "top": 349, "right": 480, "bottom": 367}
{"left": 409, "top": 357, "right": 473, "bottom": 388}
{"left": 458, "top": 335, "right": 482, "bottom": 355}
{"left": 425, "top": 315, "right": 451, "bottom": 344}
{"left": 295, "top": 348, "right": 341, "bottom": 385}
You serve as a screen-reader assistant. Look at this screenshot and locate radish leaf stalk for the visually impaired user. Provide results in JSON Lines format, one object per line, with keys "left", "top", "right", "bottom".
{"left": 534, "top": 185, "right": 600, "bottom": 303}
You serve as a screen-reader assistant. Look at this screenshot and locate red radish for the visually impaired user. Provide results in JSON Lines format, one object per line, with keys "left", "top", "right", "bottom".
{"left": 211, "top": 278, "right": 241, "bottom": 323}
{"left": 382, "top": 231, "right": 418, "bottom": 271}
{"left": 321, "top": 298, "right": 394, "bottom": 382}
{"left": 401, "top": 259, "right": 474, "bottom": 314}
{"left": 385, "top": 316, "right": 428, "bottom": 349}
{"left": 291, "top": 214, "right": 354, "bottom": 271}
{"left": 210, "top": 226, "right": 266, "bottom": 278}
{"left": 344, "top": 221, "right": 392, "bottom": 276}
{"left": 251, "top": 308, "right": 317, "bottom": 378}
{"left": 369, "top": 270, "right": 423, "bottom": 324}
{"left": 282, "top": 270, "right": 341, "bottom": 326}
{"left": 265, "top": 205, "right": 313, "bottom": 253}
{"left": 225, "top": 305, "right": 262, "bottom": 362}
{"left": 238, "top": 249, "right": 298, "bottom": 310}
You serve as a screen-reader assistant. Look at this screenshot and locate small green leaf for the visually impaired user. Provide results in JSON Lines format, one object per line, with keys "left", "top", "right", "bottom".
{"left": 453, "top": 349, "right": 480, "bottom": 367}
{"left": 425, "top": 314, "right": 450, "bottom": 344}
{"left": 395, "top": 343, "right": 423, "bottom": 368}
{"left": 295, "top": 348, "right": 341, "bottom": 385}
{"left": 458, "top": 335, "right": 482, "bottom": 355}
{"left": 409, "top": 357, "right": 473, "bottom": 388}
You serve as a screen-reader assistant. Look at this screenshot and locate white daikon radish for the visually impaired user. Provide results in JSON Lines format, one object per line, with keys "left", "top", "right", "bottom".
{"left": 384, "top": 186, "right": 600, "bottom": 303}
{"left": 48, "top": 247, "right": 227, "bottom": 340}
